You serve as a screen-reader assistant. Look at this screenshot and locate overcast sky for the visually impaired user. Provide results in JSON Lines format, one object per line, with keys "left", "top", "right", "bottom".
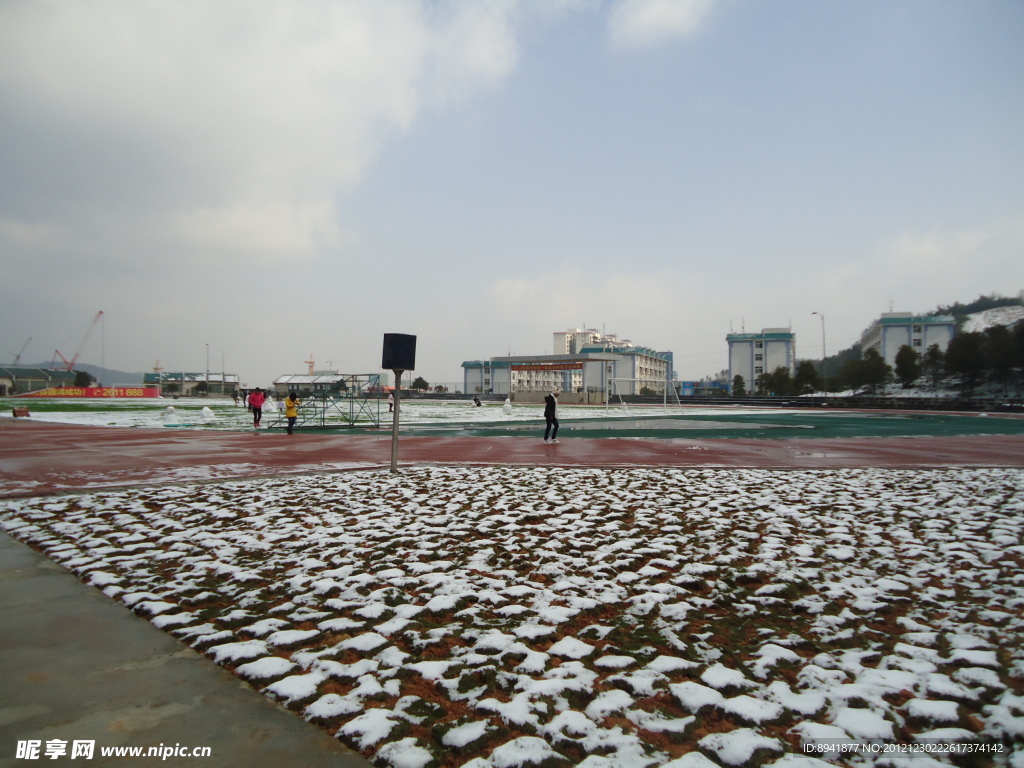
{"left": 2, "top": 0, "right": 1022, "bottom": 388}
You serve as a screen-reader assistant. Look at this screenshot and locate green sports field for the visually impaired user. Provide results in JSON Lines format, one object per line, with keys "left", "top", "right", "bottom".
{"left": 415, "top": 409, "right": 1024, "bottom": 441}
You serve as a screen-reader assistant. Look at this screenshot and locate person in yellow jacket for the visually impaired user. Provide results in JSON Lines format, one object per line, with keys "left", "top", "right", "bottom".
{"left": 285, "top": 392, "right": 301, "bottom": 434}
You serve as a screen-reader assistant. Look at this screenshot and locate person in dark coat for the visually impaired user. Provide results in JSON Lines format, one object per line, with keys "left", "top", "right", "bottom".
{"left": 543, "top": 390, "right": 559, "bottom": 444}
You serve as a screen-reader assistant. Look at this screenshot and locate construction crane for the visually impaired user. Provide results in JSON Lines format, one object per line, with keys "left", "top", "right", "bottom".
{"left": 12, "top": 337, "right": 31, "bottom": 365}
{"left": 52, "top": 311, "right": 104, "bottom": 371}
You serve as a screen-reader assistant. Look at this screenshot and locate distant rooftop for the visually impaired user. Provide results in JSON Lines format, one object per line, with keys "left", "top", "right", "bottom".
{"left": 142, "top": 372, "right": 239, "bottom": 384}
{"left": 726, "top": 329, "right": 795, "bottom": 341}
{"left": 875, "top": 313, "right": 955, "bottom": 325}
{"left": 0, "top": 367, "right": 76, "bottom": 380}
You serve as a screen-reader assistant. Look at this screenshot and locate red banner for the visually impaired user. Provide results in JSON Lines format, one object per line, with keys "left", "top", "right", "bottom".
{"left": 17, "top": 387, "right": 161, "bottom": 398}
{"left": 511, "top": 363, "right": 583, "bottom": 371}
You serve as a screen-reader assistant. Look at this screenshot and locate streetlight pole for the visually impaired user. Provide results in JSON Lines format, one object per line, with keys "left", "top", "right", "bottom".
{"left": 812, "top": 312, "right": 827, "bottom": 396}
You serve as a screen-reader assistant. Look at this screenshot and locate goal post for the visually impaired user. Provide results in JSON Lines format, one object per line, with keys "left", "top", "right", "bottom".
{"left": 607, "top": 378, "right": 683, "bottom": 410}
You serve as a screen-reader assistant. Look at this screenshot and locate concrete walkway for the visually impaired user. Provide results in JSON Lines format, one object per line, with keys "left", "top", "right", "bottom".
{"left": 0, "top": 532, "right": 371, "bottom": 767}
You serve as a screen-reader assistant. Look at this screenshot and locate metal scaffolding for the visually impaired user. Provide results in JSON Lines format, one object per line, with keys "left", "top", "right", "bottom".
{"left": 268, "top": 374, "right": 382, "bottom": 430}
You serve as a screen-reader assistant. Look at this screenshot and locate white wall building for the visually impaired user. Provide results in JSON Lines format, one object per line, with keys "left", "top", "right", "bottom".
{"left": 860, "top": 313, "right": 955, "bottom": 367}
{"left": 462, "top": 359, "right": 512, "bottom": 396}
{"left": 553, "top": 328, "right": 617, "bottom": 355}
{"left": 577, "top": 341, "right": 671, "bottom": 396}
{"left": 727, "top": 328, "right": 795, "bottom": 392}
{"left": 463, "top": 329, "right": 673, "bottom": 401}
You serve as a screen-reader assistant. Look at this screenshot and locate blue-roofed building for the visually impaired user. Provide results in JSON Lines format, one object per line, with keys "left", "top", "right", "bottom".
{"left": 462, "top": 329, "right": 674, "bottom": 402}
{"left": 727, "top": 327, "right": 795, "bottom": 393}
{"left": 860, "top": 312, "right": 955, "bottom": 367}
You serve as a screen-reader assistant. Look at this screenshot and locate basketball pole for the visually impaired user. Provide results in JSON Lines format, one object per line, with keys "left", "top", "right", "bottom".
{"left": 390, "top": 369, "right": 403, "bottom": 473}
{"left": 382, "top": 333, "right": 416, "bottom": 475}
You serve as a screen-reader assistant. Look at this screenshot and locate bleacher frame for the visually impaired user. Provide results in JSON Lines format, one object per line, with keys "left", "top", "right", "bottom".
{"left": 267, "top": 373, "right": 382, "bottom": 430}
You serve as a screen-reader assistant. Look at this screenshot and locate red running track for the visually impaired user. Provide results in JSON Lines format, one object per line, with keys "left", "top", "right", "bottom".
{"left": 1, "top": 419, "right": 1022, "bottom": 498}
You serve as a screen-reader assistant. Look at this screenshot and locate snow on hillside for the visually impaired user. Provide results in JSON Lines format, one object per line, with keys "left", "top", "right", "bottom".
{"left": 961, "top": 305, "right": 1024, "bottom": 333}
{"left": 3, "top": 466, "right": 1023, "bottom": 766}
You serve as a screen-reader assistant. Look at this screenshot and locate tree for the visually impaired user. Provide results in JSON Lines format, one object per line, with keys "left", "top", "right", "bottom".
{"left": 1015, "top": 322, "right": 1024, "bottom": 391}
{"left": 793, "top": 361, "right": 821, "bottom": 394}
{"left": 841, "top": 349, "right": 890, "bottom": 394}
{"left": 894, "top": 345, "right": 921, "bottom": 389}
{"left": 936, "top": 293, "right": 1022, "bottom": 322}
{"left": 756, "top": 366, "right": 794, "bottom": 396}
{"left": 945, "top": 332, "right": 985, "bottom": 395}
{"left": 922, "top": 344, "right": 945, "bottom": 392}
{"left": 982, "top": 325, "right": 1016, "bottom": 395}
{"left": 860, "top": 349, "right": 891, "bottom": 394}
{"left": 411, "top": 376, "right": 429, "bottom": 391}
{"left": 819, "top": 343, "right": 862, "bottom": 392}
{"left": 731, "top": 375, "right": 747, "bottom": 397}
{"left": 73, "top": 370, "right": 95, "bottom": 387}
{"left": 838, "top": 358, "right": 865, "bottom": 392}
{"left": 639, "top": 386, "right": 657, "bottom": 396}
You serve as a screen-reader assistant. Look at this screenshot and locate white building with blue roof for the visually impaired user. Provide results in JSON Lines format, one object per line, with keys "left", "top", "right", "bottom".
{"left": 860, "top": 312, "right": 955, "bottom": 367}
{"left": 727, "top": 328, "right": 795, "bottom": 392}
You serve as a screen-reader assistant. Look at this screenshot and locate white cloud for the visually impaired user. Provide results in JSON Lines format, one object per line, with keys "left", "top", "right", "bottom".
{"left": 0, "top": 1, "right": 522, "bottom": 268}
{"left": 848, "top": 219, "right": 1023, "bottom": 308}
{"left": 485, "top": 266, "right": 690, "bottom": 350}
{"left": 879, "top": 227, "right": 1000, "bottom": 277}
{"left": 796, "top": 218, "right": 1024, "bottom": 355}
{"left": 164, "top": 198, "right": 341, "bottom": 257}
{"left": 607, "top": 0, "right": 714, "bottom": 50}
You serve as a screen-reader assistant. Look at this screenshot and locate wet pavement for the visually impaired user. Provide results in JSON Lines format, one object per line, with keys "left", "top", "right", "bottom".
{"left": 0, "top": 531, "right": 371, "bottom": 768}
{"left": 1, "top": 419, "right": 1023, "bottom": 499}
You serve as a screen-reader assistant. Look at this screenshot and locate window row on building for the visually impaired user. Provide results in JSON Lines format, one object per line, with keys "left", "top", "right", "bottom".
{"left": 859, "top": 312, "right": 955, "bottom": 363}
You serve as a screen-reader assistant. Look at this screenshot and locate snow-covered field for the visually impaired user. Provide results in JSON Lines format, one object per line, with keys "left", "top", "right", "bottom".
{"left": 2, "top": 466, "right": 1023, "bottom": 767}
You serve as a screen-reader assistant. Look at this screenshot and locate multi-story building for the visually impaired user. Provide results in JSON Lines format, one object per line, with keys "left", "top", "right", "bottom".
{"left": 553, "top": 328, "right": 605, "bottom": 355}
{"left": 461, "top": 359, "right": 512, "bottom": 396}
{"left": 463, "top": 330, "right": 674, "bottom": 401}
{"left": 860, "top": 313, "right": 955, "bottom": 367}
{"left": 577, "top": 340, "right": 671, "bottom": 397}
{"left": 727, "top": 328, "right": 795, "bottom": 392}
{"left": 142, "top": 371, "right": 240, "bottom": 397}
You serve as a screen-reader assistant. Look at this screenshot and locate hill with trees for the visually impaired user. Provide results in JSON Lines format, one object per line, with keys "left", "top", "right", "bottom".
{"left": 936, "top": 293, "right": 1024, "bottom": 326}
{"left": 22, "top": 361, "right": 144, "bottom": 386}
{"left": 745, "top": 293, "right": 1024, "bottom": 397}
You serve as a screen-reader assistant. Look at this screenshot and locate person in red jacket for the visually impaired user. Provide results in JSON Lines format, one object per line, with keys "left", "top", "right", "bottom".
{"left": 247, "top": 387, "right": 266, "bottom": 428}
